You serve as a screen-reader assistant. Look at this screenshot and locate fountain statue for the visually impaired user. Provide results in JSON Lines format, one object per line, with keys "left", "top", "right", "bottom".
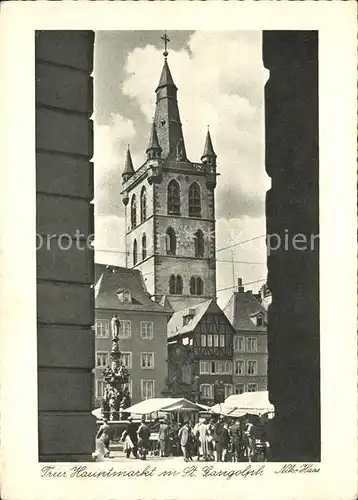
{"left": 100, "top": 315, "right": 131, "bottom": 421}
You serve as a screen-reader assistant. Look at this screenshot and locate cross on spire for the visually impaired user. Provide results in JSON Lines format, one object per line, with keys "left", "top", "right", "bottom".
{"left": 161, "top": 31, "right": 170, "bottom": 58}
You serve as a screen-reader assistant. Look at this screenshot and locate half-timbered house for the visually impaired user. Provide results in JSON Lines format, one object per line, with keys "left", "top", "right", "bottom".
{"left": 165, "top": 299, "right": 235, "bottom": 405}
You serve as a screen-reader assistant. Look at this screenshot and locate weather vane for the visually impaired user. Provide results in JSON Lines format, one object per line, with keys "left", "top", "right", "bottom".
{"left": 161, "top": 31, "right": 170, "bottom": 58}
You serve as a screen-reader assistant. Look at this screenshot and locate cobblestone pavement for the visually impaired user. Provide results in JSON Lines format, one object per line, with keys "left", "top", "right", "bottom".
{"left": 104, "top": 451, "right": 186, "bottom": 465}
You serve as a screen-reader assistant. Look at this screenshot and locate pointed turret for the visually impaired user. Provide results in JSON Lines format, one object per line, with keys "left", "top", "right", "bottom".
{"left": 122, "top": 146, "right": 135, "bottom": 183}
{"left": 146, "top": 122, "right": 162, "bottom": 160}
{"left": 201, "top": 128, "right": 217, "bottom": 165}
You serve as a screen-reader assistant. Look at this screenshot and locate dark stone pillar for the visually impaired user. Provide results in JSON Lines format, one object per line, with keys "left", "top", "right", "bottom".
{"left": 263, "top": 31, "right": 320, "bottom": 461}
{"left": 36, "top": 31, "right": 96, "bottom": 461}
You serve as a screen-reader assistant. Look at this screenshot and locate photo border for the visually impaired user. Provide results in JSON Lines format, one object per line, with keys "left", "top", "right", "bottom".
{"left": 0, "top": 2, "right": 357, "bottom": 499}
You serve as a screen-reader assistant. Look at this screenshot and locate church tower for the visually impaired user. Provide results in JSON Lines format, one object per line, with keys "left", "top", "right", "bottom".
{"left": 121, "top": 33, "right": 218, "bottom": 311}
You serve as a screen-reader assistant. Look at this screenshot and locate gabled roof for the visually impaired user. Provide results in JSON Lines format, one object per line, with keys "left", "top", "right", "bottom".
{"left": 95, "top": 263, "right": 107, "bottom": 284}
{"left": 95, "top": 264, "right": 172, "bottom": 314}
{"left": 223, "top": 291, "right": 267, "bottom": 332}
{"left": 167, "top": 299, "right": 233, "bottom": 339}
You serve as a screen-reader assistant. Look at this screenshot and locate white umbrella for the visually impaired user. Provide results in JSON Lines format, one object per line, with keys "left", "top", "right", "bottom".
{"left": 210, "top": 403, "right": 235, "bottom": 416}
{"left": 224, "top": 391, "right": 274, "bottom": 416}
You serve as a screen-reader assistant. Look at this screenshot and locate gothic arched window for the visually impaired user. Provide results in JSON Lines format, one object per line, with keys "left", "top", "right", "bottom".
{"left": 133, "top": 239, "right": 138, "bottom": 266}
{"left": 175, "top": 275, "right": 183, "bottom": 295}
{"left": 194, "top": 229, "right": 204, "bottom": 258}
{"left": 131, "top": 195, "right": 137, "bottom": 229}
{"left": 169, "top": 275, "right": 176, "bottom": 294}
{"left": 142, "top": 233, "right": 147, "bottom": 261}
{"left": 190, "top": 276, "right": 204, "bottom": 296}
{"left": 188, "top": 182, "right": 201, "bottom": 218}
{"left": 166, "top": 227, "right": 176, "bottom": 255}
{"left": 167, "top": 179, "right": 181, "bottom": 215}
{"left": 140, "top": 186, "right": 147, "bottom": 223}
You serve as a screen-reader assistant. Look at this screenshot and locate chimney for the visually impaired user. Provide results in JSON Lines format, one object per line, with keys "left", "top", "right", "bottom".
{"left": 237, "top": 278, "right": 244, "bottom": 293}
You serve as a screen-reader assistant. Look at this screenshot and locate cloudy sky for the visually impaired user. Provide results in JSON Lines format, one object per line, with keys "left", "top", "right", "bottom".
{"left": 93, "top": 30, "right": 270, "bottom": 308}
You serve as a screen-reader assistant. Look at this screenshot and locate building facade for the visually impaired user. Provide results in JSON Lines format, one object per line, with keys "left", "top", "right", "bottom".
{"left": 93, "top": 264, "right": 172, "bottom": 408}
{"left": 165, "top": 299, "right": 235, "bottom": 405}
{"left": 224, "top": 279, "right": 268, "bottom": 394}
{"left": 121, "top": 45, "right": 218, "bottom": 312}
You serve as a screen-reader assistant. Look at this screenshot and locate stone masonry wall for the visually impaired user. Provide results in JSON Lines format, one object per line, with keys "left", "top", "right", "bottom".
{"left": 263, "top": 31, "right": 320, "bottom": 461}
{"left": 36, "top": 30, "right": 96, "bottom": 462}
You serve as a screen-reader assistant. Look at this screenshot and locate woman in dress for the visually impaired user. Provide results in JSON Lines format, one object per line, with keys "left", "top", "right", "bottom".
{"left": 93, "top": 419, "right": 111, "bottom": 461}
{"left": 196, "top": 418, "right": 210, "bottom": 461}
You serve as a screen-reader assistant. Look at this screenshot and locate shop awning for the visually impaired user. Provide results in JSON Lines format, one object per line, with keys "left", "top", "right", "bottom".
{"left": 224, "top": 391, "right": 274, "bottom": 415}
{"left": 210, "top": 403, "right": 235, "bottom": 416}
{"left": 210, "top": 391, "right": 274, "bottom": 417}
{"left": 125, "top": 398, "right": 203, "bottom": 415}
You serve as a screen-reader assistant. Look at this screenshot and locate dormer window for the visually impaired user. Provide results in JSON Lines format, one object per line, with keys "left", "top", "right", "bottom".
{"left": 183, "top": 308, "right": 196, "bottom": 326}
{"left": 250, "top": 312, "right": 265, "bottom": 327}
{"left": 117, "top": 289, "right": 132, "bottom": 303}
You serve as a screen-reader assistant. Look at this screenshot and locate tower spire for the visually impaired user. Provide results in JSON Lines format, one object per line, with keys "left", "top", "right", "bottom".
{"left": 122, "top": 145, "right": 135, "bottom": 183}
{"left": 152, "top": 33, "right": 187, "bottom": 160}
{"left": 201, "top": 127, "right": 217, "bottom": 165}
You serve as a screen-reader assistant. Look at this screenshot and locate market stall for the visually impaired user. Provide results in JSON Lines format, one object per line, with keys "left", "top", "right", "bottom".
{"left": 125, "top": 398, "right": 204, "bottom": 455}
{"left": 125, "top": 397, "right": 203, "bottom": 419}
{"left": 209, "top": 402, "right": 235, "bottom": 416}
{"left": 224, "top": 391, "right": 274, "bottom": 417}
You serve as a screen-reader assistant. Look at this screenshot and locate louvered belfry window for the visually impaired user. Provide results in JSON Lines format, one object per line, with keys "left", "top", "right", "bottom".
{"left": 189, "top": 182, "right": 201, "bottom": 217}
{"left": 140, "top": 186, "right": 147, "bottom": 223}
{"left": 167, "top": 179, "right": 180, "bottom": 215}
{"left": 131, "top": 194, "right": 137, "bottom": 229}
{"left": 166, "top": 227, "right": 176, "bottom": 255}
{"left": 194, "top": 229, "right": 204, "bottom": 257}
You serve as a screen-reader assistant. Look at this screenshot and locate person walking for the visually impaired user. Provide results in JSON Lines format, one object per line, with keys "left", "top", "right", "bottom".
{"left": 221, "top": 421, "right": 231, "bottom": 462}
{"left": 122, "top": 417, "right": 138, "bottom": 458}
{"left": 207, "top": 418, "right": 215, "bottom": 461}
{"left": 186, "top": 422, "right": 195, "bottom": 461}
{"left": 178, "top": 421, "right": 190, "bottom": 462}
{"left": 230, "top": 418, "right": 243, "bottom": 462}
{"left": 196, "top": 418, "right": 210, "bottom": 461}
{"left": 122, "top": 429, "right": 134, "bottom": 458}
{"left": 158, "top": 418, "right": 169, "bottom": 457}
{"left": 213, "top": 416, "right": 225, "bottom": 462}
{"left": 93, "top": 419, "right": 111, "bottom": 460}
{"left": 244, "top": 418, "right": 256, "bottom": 462}
{"left": 137, "top": 417, "right": 151, "bottom": 460}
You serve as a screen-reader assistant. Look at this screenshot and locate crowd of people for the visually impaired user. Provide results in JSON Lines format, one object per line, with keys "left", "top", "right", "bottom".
{"left": 175, "top": 414, "right": 270, "bottom": 462}
{"left": 93, "top": 413, "right": 271, "bottom": 462}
